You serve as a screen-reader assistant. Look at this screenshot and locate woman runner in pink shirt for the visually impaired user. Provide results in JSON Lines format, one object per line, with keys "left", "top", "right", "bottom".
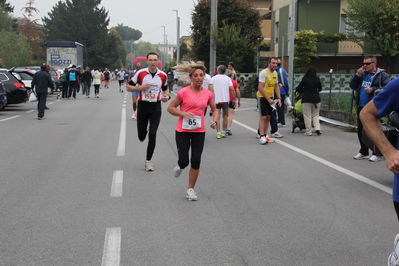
{"left": 167, "top": 62, "right": 218, "bottom": 201}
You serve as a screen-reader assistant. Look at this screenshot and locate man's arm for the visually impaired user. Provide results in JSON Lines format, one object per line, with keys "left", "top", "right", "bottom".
{"left": 360, "top": 101, "right": 399, "bottom": 173}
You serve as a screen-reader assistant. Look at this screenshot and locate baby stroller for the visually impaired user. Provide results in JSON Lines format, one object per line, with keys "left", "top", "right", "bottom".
{"left": 291, "top": 92, "right": 306, "bottom": 133}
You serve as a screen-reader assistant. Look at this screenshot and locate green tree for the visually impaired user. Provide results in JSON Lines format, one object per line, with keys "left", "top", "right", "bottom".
{"left": 0, "top": 0, "right": 13, "bottom": 13}
{"left": 0, "top": 31, "right": 32, "bottom": 67}
{"left": 42, "top": 0, "right": 118, "bottom": 68}
{"left": 191, "top": 0, "right": 262, "bottom": 72}
{"left": 135, "top": 41, "right": 157, "bottom": 58}
{"left": 344, "top": 0, "right": 399, "bottom": 73}
{"left": 210, "top": 21, "right": 252, "bottom": 71}
{"left": 0, "top": 6, "right": 13, "bottom": 31}
{"left": 113, "top": 24, "right": 142, "bottom": 41}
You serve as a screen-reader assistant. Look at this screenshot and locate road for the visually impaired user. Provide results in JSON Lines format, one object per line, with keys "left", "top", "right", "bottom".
{"left": 0, "top": 81, "right": 397, "bottom": 265}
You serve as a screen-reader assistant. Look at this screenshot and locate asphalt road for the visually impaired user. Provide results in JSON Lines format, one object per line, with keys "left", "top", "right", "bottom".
{"left": 0, "top": 81, "right": 397, "bottom": 266}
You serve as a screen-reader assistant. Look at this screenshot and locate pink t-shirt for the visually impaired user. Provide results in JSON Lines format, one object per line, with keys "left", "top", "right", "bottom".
{"left": 176, "top": 86, "right": 214, "bottom": 133}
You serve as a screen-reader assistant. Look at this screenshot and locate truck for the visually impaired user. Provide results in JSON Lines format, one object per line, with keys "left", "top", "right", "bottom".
{"left": 46, "top": 41, "right": 84, "bottom": 70}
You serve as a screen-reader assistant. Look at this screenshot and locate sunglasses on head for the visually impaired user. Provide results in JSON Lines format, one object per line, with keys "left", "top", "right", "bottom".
{"left": 363, "top": 62, "right": 373, "bottom": 65}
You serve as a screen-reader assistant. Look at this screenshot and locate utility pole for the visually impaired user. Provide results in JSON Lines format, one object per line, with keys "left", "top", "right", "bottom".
{"left": 210, "top": 0, "right": 217, "bottom": 76}
{"left": 173, "top": 9, "right": 180, "bottom": 63}
{"left": 288, "top": 0, "right": 296, "bottom": 93}
{"left": 162, "top": 26, "right": 166, "bottom": 65}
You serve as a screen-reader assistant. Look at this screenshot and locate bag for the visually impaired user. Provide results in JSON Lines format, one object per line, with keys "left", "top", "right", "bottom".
{"left": 294, "top": 98, "right": 303, "bottom": 117}
{"left": 284, "top": 96, "right": 292, "bottom": 107}
{"left": 362, "top": 123, "right": 398, "bottom": 156}
{"left": 60, "top": 73, "right": 67, "bottom": 83}
{"left": 69, "top": 71, "right": 76, "bottom": 81}
{"left": 29, "top": 92, "right": 37, "bottom": 102}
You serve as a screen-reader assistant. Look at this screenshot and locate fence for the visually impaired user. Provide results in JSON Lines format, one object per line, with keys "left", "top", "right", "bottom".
{"left": 238, "top": 72, "right": 399, "bottom": 115}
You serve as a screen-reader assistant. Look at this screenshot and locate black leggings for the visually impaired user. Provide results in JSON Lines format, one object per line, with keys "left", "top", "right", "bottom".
{"left": 175, "top": 131, "right": 205, "bottom": 170}
{"left": 394, "top": 201, "right": 399, "bottom": 222}
{"left": 137, "top": 101, "right": 162, "bottom": 161}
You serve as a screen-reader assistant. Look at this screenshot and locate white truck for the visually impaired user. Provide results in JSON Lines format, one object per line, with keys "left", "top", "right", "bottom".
{"left": 46, "top": 41, "right": 84, "bottom": 70}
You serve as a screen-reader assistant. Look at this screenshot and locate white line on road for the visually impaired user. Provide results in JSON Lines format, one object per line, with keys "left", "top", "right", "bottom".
{"left": 111, "top": 170, "right": 123, "bottom": 197}
{"left": 101, "top": 227, "right": 121, "bottom": 266}
{"left": 0, "top": 115, "right": 20, "bottom": 122}
{"left": 117, "top": 107, "right": 126, "bottom": 156}
{"left": 233, "top": 119, "right": 392, "bottom": 195}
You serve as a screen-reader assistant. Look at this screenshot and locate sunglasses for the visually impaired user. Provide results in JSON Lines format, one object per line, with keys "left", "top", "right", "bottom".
{"left": 363, "top": 62, "right": 374, "bottom": 65}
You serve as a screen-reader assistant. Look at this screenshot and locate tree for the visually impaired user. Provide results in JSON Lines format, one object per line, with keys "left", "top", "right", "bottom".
{"left": 0, "top": 6, "right": 13, "bottom": 31}
{"left": 17, "top": 0, "right": 45, "bottom": 60}
{"left": 0, "top": 31, "right": 32, "bottom": 67}
{"left": 0, "top": 0, "right": 13, "bottom": 13}
{"left": 135, "top": 41, "right": 157, "bottom": 58}
{"left": 42, "top": 0, "right": 118, "bottom": 68}
{"left": 210, "top": 21, "right": 252, "bottom": 71}
{"left": 344, "top": 0, "right": 399, "bottom": 73}
{"left": 113, "top": 24, "right": 142, "bottom": 41}
{"left": 191, "top": 0, "right": 262, "bottom": 72}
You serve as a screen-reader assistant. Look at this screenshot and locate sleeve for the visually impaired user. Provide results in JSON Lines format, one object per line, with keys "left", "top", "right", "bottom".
{"left": 350, "top": 74, "right": 362, "bottom": 90}
{"left": 374, "top": 77, "right": 399, "bottom": 117}
{"left": 258, "top": 70, "right": 267, "bottom": 83}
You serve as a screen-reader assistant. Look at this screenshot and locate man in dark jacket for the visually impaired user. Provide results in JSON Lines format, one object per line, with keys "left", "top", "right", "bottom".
{"left": 350, "top": 55, "right": 390, "bottom": 162}
{"left": 31, "top": 64, "right": 54, "bottom": 120}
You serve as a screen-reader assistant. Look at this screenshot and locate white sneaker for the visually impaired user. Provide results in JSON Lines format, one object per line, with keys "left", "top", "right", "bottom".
{"left": 145, "top": 160, "right": 154, "bottom": 172}
{"left": 369, "top": 155, "right": 380, "bottom": 162}
{"left": 388, "top": 234, "right": 399, "bottom": 266}
{"left": 271, "top": 132, "right": 284, "bottom": 138}
{"left": 173, "top": 165, "right": 182, "bottom": 178}
{"left": 259, "top": 136, "right": 267, "bottom": 145}
{"left": 255, "top": 133, "right": 261, "bottom": 139}
{"left": 353, "top": 153, "right": 369, "bottom": 160}
{"left": 277, "top": 123, "right": 286, "bottom": 127}
{"left": 186, "top": 188, "right": 198, "bottom": 201}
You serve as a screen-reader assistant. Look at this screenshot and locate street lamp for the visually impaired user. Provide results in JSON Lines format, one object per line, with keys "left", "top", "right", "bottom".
{"left": 173, "top": 9, "right": 180, "bottom": 63}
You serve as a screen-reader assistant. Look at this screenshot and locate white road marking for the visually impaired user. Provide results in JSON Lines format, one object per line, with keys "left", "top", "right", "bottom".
{"left": 233, "top": 119, "right": 392, "bottom": 195}
{"left": 117, "top": 107, "right": 126, "bottom": 156}
{"left": 0, "top": 115, "right": 20, "bottom": 122}
{"left": 101, "top": 227, "right": 121, "bottom": 266}
{"left": 111, "top": 170, "right": 123, "bottom": 197}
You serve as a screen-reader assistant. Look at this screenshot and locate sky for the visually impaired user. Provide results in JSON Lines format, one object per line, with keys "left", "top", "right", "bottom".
{"left": 10, "top": 0, "right": 197, "bottom": 45}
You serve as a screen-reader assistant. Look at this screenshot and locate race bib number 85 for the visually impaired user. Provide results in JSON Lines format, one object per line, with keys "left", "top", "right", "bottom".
{"left": 182, "top": 116, "right": 201, "bottom": 130}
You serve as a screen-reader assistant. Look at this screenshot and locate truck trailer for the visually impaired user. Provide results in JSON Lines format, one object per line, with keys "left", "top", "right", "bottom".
{"left": 46, "top": 41, "right": 84, "bottom": 70}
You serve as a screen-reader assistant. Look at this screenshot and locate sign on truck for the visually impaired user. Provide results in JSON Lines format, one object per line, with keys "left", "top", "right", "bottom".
{"left": 46, "top": 41, "right": 84, "bottom": 70}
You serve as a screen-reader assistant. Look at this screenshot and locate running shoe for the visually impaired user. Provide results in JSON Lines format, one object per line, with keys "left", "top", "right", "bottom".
{"left": 369, "top": 155, "right": 380, "bottom": 162}
{"left": 271, "top": 132, "right": 284, "bottom": 138}
{"left": 221, "top": 132, "right": 226, "bottom": 138}
{"left": 304, "top": 132, "right": 313, "bottom": 136}
{"left": 186, "top": 188, "right": 198, "bottom": 201}
{"left": 132, "top": 112, "right": 137, "bottom": 120}
{"left": 145, "top": 161, "right": 154, "bottom": 172}
{"left": 389, "top": 233, "right": 399, "bottom": 266}
{"left": 353, "top": 153, "right": 368, "bottom": 160}
{"left": 173, "top": 165, "right": 182, "bottom": 178}
{"left": 216, "top": 134, "right": 221, "bottom": 139}
{"left": 259, "top": 136, "right": 267, "bottom": 145}
{"left": 265, "top": 136, "right": 275, "bottom": 143}
{"left": 225, "top": 128, "right": 232, "bottom": 135}
{"left": 315, "top": 130, "right": 322, "bottom": 135}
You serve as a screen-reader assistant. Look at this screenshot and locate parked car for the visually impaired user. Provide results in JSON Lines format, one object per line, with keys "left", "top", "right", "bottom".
{"left": 0, "top": 69, "right": 28, "bottom": 105}
{"left": 11, "top": 68, "right": 36, "bottom": 90}
{"left": 17, "top": 66, "right": 61, "bottom": 92}
{"left": 0, "top": 80, "right": 7, "bottom": 110}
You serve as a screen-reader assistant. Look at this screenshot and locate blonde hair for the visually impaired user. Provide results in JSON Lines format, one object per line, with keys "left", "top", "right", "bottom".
{"left": 225, "top": 69, "right": 233, "bottom": 78}
{"left": 173, "top": 61, "right": 206, "bottom": 77}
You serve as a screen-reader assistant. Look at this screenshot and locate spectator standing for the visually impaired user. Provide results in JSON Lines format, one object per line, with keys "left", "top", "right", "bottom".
{"left": 60, "top": 68, "right": 69, "bottom": 99}
{"left": 227, "top": 62, "right": 237, "bottom": 80}
{"left": 295, "top": 66, "right": 323, "bottom": 136}
{"left": 257, "top": 57, "right": 281, "bottom": 145}
{"left": 350, "top": 55, "right": 390, "bottom": 161}
{"left": 67, "top": 65, "right": 81, "bottom": 99}
{"left": 31, "top": 64, "right": 54, "bottom": 120}
{"left": 167, "top": 61, "right": 218, "bottom": 201}
{"left": 276, "top": 58, "right": 290, "bottom": 127}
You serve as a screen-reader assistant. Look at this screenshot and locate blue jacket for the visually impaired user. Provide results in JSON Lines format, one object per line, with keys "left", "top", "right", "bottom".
{"left": 277, "top": 67, "right": 289, "bottom": 95}
{"left": 350, "top": 68, "right": 390, "bottom": 106}
{"left": 31, "top": 70, "right": 54, "bottom": 94}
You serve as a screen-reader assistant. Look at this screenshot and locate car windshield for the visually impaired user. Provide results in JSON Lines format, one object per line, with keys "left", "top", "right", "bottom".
{"left": 17, "top": 73, "right": 33, "bottom": 80}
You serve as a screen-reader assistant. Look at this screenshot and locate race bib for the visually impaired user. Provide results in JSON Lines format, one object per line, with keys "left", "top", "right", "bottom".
{"left": 182, "top": 116, "right": 201, "bottom": 130}
{"left": 142, "top": 83, "right": 159, "bottom": 102}
{"left": 143, "top": 92, "right": 157, "bottom": 102}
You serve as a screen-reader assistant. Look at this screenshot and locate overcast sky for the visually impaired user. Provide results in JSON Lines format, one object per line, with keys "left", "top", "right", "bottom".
{"left": 10, "top": 0, "right": 197, "bottom": 45}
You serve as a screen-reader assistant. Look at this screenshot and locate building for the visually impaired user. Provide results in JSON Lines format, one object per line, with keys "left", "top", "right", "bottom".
{"left": 271, "top": 0, "right": 388, "bottom": 73}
